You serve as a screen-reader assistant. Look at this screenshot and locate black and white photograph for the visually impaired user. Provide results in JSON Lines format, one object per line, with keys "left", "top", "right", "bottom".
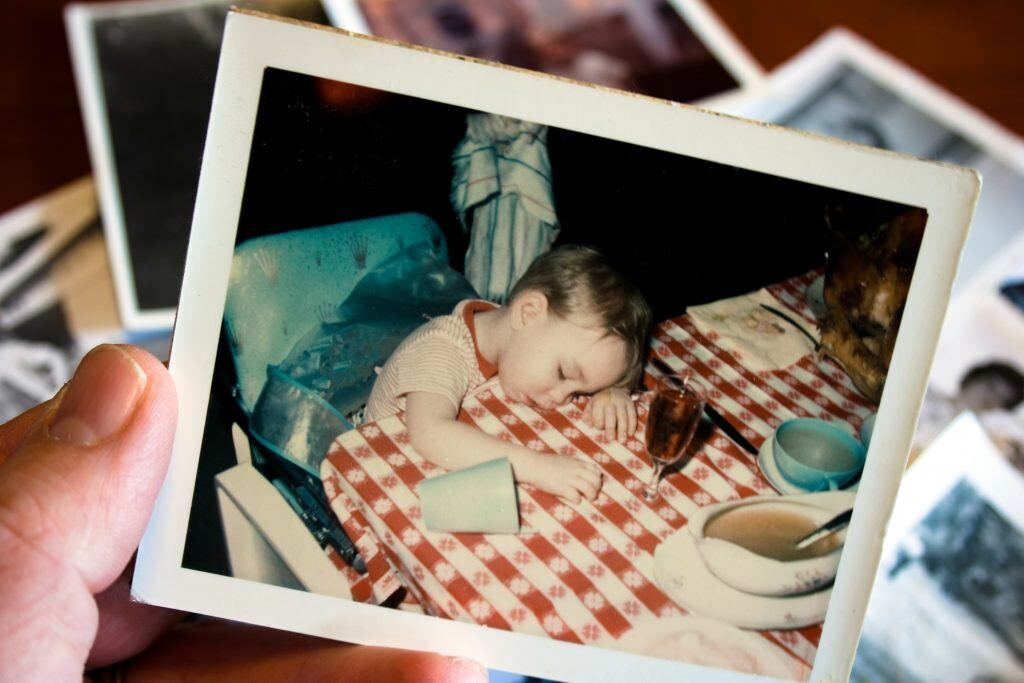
{"left": 131, "top": 11, "right": 978, "bottom": 682}
{"left": 0, "top": 178, "right": 120, "bottom": 422}
{"left": 711, "top": 28, "right": 1024, "bottom": 297}
{"left": 919, "top": 234, "right": 1024, "bottom": 463}
{"left": 853, "top": 415, "right": 1024, "bottom": 683}
{"left": 66, "top": 0, "right": 332, "bottom": 331}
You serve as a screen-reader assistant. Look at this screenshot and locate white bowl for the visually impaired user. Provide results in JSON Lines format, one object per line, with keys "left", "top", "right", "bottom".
{"left": 691, "top": 494, "right": 853, "bottom": 597}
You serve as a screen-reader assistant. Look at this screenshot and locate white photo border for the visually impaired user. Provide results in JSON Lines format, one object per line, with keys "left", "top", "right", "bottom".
{"left": 134, "top": 11, "right": 980, "bottom": 682}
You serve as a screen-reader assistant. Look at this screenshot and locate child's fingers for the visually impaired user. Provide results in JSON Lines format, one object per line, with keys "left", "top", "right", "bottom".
{"left": 574, "top": 471, "right": 601, "bottom": 501}
{"left": 563, "top": 488, "right": 583, "bottom": 504}
{"left": 603, "top": 405, "right": 616, "bottom": 441}
{"left": 627, "top": 401, "right": 638, "bottom": 437}
{"left": 615, "top": 401, "right": 628, "bottom": 442}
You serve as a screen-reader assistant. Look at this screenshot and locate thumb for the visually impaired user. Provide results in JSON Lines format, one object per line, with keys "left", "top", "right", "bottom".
{"left": 0, "top": 344, "right": 177, "bottom": 681}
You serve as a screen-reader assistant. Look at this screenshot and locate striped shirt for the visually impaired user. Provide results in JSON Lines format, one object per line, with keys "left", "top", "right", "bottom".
{"left": 365, "top": 300, "right": 498, "bottom": 422}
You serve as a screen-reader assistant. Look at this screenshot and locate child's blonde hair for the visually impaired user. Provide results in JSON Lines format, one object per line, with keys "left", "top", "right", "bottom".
{"left": 509, "top": 245, "right": 651, "bottom": 389}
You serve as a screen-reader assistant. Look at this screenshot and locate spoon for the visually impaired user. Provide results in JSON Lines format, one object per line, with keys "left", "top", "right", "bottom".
{"left": 793, "top": 508, "right": 853, "bottom": 550}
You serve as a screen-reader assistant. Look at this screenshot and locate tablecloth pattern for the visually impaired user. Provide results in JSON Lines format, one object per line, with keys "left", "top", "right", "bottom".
{"left": 321, "top": 272, "right": 876, "bottom": 669}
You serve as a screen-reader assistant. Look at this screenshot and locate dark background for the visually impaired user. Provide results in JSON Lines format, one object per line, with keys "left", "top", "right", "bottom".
{"left": 236, "top": 67, "right": 909, "bottom": 319}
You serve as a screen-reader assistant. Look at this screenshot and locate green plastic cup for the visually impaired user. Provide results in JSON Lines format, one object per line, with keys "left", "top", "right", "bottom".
{"left": 419, "top": 457, "right": 520, "bottom": 533}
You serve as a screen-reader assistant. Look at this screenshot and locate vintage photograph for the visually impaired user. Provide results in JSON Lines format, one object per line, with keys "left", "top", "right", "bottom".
{"left": 66, "top": 0, "right": 331, "bottom": 330}
{"left": 853, "top": 415, "right": 1024, "bottom": 682}
{"left": 182, "top": 64, "right": 925, "bottom": 680}
{"left": 327, "top": 0, "right": 759, "bottom": 105}
{"left": 138, "top": 12, "right": 978, "bottom": 682}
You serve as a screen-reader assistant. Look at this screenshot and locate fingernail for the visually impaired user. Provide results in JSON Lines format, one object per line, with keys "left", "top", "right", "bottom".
{"left": 49, "top": 346, "right": 147, "bottom": 444}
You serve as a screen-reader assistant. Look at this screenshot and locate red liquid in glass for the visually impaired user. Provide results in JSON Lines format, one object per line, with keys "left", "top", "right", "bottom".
{"left": 645, "top": 389, "right": 703, "bottom": 467}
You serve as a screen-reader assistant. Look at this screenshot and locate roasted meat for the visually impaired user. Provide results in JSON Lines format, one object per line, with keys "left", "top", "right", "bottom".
{"left": 819, "top": 207, "right": 927, "bottom": 402}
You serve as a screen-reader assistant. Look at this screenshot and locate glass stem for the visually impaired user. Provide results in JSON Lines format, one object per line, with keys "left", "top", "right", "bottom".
{"left": 645, "top": 461, "right": 665, "bottom": 500}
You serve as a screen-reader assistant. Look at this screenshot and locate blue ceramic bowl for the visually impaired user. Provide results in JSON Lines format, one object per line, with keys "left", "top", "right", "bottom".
{"left": 773, "top": 418, "right": 866, "bottom": 492}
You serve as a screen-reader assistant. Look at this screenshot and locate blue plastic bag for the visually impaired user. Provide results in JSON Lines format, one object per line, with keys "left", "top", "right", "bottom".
{"left": 250, "top": 243, "right": 477, "bottom": 474}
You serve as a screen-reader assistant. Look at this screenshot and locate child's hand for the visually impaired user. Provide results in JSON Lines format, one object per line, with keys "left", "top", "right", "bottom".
{"left": 516, "top": 452, "right": 603, "bottom": 504}
{"left": 583, "top": 388, "right": 637, "bottom": 443}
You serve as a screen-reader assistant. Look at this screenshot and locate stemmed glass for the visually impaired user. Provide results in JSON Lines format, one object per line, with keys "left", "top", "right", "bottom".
{"left": 644, "top": 374, "right": 706, "bottom": 500}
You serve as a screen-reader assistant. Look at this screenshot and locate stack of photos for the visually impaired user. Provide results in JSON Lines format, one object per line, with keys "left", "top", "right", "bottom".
{"left": 65, "top": 0, "right": 758, "bottom": 334}
{"left": 0, "top": 179, "right": 125, "bottom": 423}
{"left": 133, "top": 12, "right": 978, "bottom": 683}
{"left": 921, "top": 234, "right": 1024, "bottom": 467}
{"left": 853, "top": 414, "right": 1024, "bottom": 682}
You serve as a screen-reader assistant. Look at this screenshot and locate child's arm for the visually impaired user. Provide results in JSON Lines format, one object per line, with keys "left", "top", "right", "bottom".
{"left": 405, "top": 391, "right": 603, "bottom": 504}
{"left": 583, "top": 387, "right": 638, "bottom": 443}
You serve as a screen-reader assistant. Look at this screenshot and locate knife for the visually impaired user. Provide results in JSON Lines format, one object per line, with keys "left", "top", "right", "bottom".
{"left": 649, "top": 356, "right": 759, "bottom": 455}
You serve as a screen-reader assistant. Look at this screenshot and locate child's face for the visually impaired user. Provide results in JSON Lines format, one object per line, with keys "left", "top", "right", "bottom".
{"left": 498, "top": 292, "right": 629, "bottom": 410}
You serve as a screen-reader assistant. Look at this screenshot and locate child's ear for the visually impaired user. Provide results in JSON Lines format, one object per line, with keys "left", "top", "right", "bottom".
{"left": 510, "top": 290, "right": 549, "bottom": 330}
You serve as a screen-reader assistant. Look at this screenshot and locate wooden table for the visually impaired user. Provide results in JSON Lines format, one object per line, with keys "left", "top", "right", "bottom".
{"left": 2, "top": 1, "right": 1023, "bottom": 216}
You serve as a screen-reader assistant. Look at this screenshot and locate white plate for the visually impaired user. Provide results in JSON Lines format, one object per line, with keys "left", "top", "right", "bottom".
{"left": 609, "top": 615, "right": 809, "bottom": 679}
{"left": 758, "top": 434, "right": 860, "bottom": 494}
{"left": 653, "top": 492, "right": 853, "bottom": 630}
{"left": 654, "top": 520, "right": 832, "bottom": 630}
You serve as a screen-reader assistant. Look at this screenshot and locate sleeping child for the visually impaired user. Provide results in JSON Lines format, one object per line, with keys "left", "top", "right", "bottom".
{"left": 365, "top": 245, "right": 651, "bottom": 503}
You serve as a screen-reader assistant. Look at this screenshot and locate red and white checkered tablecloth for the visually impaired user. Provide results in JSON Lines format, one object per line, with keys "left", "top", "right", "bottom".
{"left": 321, "top": 272, "right": 875, "bottom": 669}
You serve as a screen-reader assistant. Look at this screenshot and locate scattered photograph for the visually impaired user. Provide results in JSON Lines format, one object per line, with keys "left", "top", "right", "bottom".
{"left": 326, "top": 0, "right": 762, "bottom": 104}
{"left": 66, "top": 0, "right": 332, "bottom": 331}
{"left": 710, "top": 27, "right": 1024, "bottom": 296}
{"left": 853, "top": 414, "right": 1024, "bottom": 682}
{"left": 0, "top": 178, "right": 138, "bottom": 423}
{"left": 917, "top": 234, "right": 1024, "bottom": 465}
{"left": 137, "top": 13, "right": 978, "bottom": 682}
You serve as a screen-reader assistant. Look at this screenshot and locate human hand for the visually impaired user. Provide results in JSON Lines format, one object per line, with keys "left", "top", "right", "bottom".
{"left": 583, "top": 387, "right": 638, "bottom": 443}
{"left": 516, "top": 450, "right": 603, "bottom": 504}
{"left": 0, "top": 345, "right": 487, "bottom": 682}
